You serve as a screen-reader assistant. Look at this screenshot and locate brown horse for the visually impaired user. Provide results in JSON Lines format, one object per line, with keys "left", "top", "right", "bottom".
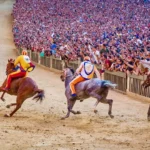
{"left": 0, "top": 59, "right": 45, "bottom": 117}
{"left": 142, "top": 74, "right": 150, "bottom": 121}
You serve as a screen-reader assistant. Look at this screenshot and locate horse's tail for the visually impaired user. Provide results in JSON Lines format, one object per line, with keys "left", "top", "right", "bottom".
{"left": 33, "top": 89, "right": 45, "bottom": 103}
{"left": 102, "top": 80, "right": 117, "bottom": 89}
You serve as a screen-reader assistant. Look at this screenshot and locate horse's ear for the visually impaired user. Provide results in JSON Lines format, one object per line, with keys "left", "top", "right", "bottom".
{"left": 8, "top": 59, "right": 10, "bottom": 62}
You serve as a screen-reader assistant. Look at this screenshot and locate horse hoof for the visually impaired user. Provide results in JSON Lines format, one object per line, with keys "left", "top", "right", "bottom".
{"left": 110, "top": 115, "right": 114, "bottom": 119}
{"left": 6, "top": 105, "right": 10, "bottom": 109}
{"left": 76, "top": 111, "right": 81, "bottom": 114}
{"left": 4, "top": 114, "right": 10, "bottom": 117}
{"left": 94, "top": 110, "right": 98, "bottom": 114}
{"left": 61, "top": 117, "right": 66, "bottom": 120}
{"left": 147, "top": 116, "right": 150, "bottom": 121}
{"left": 1, "top": 98, "right": 5, "bottom": 102}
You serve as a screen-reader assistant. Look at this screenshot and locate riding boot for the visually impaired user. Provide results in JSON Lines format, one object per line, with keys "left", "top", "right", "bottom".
{"left": 70, "top": 93, "right": 77, "bottom": 101}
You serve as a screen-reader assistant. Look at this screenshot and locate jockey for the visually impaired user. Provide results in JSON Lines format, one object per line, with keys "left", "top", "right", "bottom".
{"left": 69, "top": 56, "right": 101, "bottom": 100}
{"left": 2, "top": 50, "right": 35, "bottom": 92}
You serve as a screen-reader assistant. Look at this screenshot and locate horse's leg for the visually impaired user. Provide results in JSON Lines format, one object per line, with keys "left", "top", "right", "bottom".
{"left": 61, "top": 99, "right": 72, "bottom": 120}
{"left": 88, "top": 91, "right": 102, "bottom": 113}
{"left": 4, "top": 96, "right": 25, "bottom": 117}
{"left": 61, "top": 99, "right": 80, "bottom": 120}
{"left": 0, "top": 86, "right": 6, "bottom": 101}
{"left": 69, "top": 99, "right": 81, "bottom": 115}
{"left": 61, "top": 109, "right": 70, "bottom": 120}
{"left": 6, "top": 103, "right": 17, "bottom": 109}
{"left": 0, "top": 80, "right": 7, "bottom": 101}
{"left": 94, "top": 100, "right": 100, "bottom": 113}
{"left": 147, "top": 105, "right": 150, "bottom": 121}
{"left": 100, "top": 98, "right": 114, "bottom": 118}
{"left": 93, "top": 88, "right": 113, "bottom": 118}
{"left": 0, "top": 92, "right": 6, "bottom": 101}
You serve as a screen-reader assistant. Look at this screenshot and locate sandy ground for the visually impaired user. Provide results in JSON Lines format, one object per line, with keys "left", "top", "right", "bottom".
{"left": 0, "top": 1, "right": 150, "bottom": 150}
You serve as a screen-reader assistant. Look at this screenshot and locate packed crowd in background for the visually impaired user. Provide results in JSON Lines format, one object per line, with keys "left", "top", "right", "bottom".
{"left": 12, "top": 0, "right": 150, "bottom": 75}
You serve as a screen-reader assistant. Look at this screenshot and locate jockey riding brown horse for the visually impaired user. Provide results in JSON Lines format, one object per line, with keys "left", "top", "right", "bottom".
{"left": 0, "top": 59, "right": 45, "bottom": 117}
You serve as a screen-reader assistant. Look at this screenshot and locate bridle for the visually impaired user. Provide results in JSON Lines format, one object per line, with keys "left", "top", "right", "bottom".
{"left": 62, "top": 69, "right": 70, "bottom": 79}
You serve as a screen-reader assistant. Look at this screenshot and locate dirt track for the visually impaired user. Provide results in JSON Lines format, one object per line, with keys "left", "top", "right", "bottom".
{"left": 0, "top": 1, "right": 150, "bottom": 150}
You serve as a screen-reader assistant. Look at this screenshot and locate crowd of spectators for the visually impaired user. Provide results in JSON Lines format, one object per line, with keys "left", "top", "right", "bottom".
{"left": 12, "top": 0, "right": 150, "bottom": 75}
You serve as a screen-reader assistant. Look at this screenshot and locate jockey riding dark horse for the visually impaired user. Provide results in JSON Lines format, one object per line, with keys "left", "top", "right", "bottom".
{"left": 61, "top": 57, "right": 117, "bottom": 119}
{"left": 69, "top": 56, "right": 101, "bottom": 100}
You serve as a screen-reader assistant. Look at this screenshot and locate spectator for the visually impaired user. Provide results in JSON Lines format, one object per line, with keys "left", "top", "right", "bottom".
{"left": 12, "top": 0, "right": 150, "bottom": 75}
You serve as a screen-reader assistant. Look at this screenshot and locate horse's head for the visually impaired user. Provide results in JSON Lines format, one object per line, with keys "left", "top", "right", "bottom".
{"left": 6, "top": 59, "right": 15, "bottom": 75}
{"left": 142, "top": 74, "right": 150, "bottom": 88}
{"left": 60, "top": 68, "right": 74, "bottom": 82}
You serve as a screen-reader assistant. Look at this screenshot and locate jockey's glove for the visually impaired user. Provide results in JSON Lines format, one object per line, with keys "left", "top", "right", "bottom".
{"left": 27, "top": 63, "right": 35, "bottom": 72}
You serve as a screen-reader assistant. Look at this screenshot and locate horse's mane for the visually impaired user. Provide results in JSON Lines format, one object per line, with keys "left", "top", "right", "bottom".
{"left": 8, "top": 58, "right": 15, "bottom": 63}
{"left": 69, "top": 68, "right": 75, "bottom": 75}
{"left": 64, "top": 61, "right": 74, "bottom": 75}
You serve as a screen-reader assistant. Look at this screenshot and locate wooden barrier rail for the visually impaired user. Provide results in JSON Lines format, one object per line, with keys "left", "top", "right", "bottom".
{"left": 52, "top": 57, "right": 62, "bottom": 70}
{"left": 16, "top": 50, "right": 150, "bottom": 99}
{"left": 31, "top": 52, "right": 38, "bottom": 63}
{"left": 69, "top": 61, "right": 79, "bottom": 70}
{"left": 104, "top": 70, "right": 127, "bottom": 93}
{"left": 45, "top": 57, "right": 51, "bottom": 68}
{"left": 127, "top": 74, "right": 150, "bottom": 98}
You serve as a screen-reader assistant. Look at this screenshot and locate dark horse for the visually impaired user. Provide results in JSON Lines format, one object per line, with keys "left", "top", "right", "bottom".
{"left": 142, "top": 74, "right": 150, "bottom": 121}
{"left": 0, "top": 59, "right": 45, "bottom": 117}
{"left": 60, "top": 67, "right": 117, "bottom": 119}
